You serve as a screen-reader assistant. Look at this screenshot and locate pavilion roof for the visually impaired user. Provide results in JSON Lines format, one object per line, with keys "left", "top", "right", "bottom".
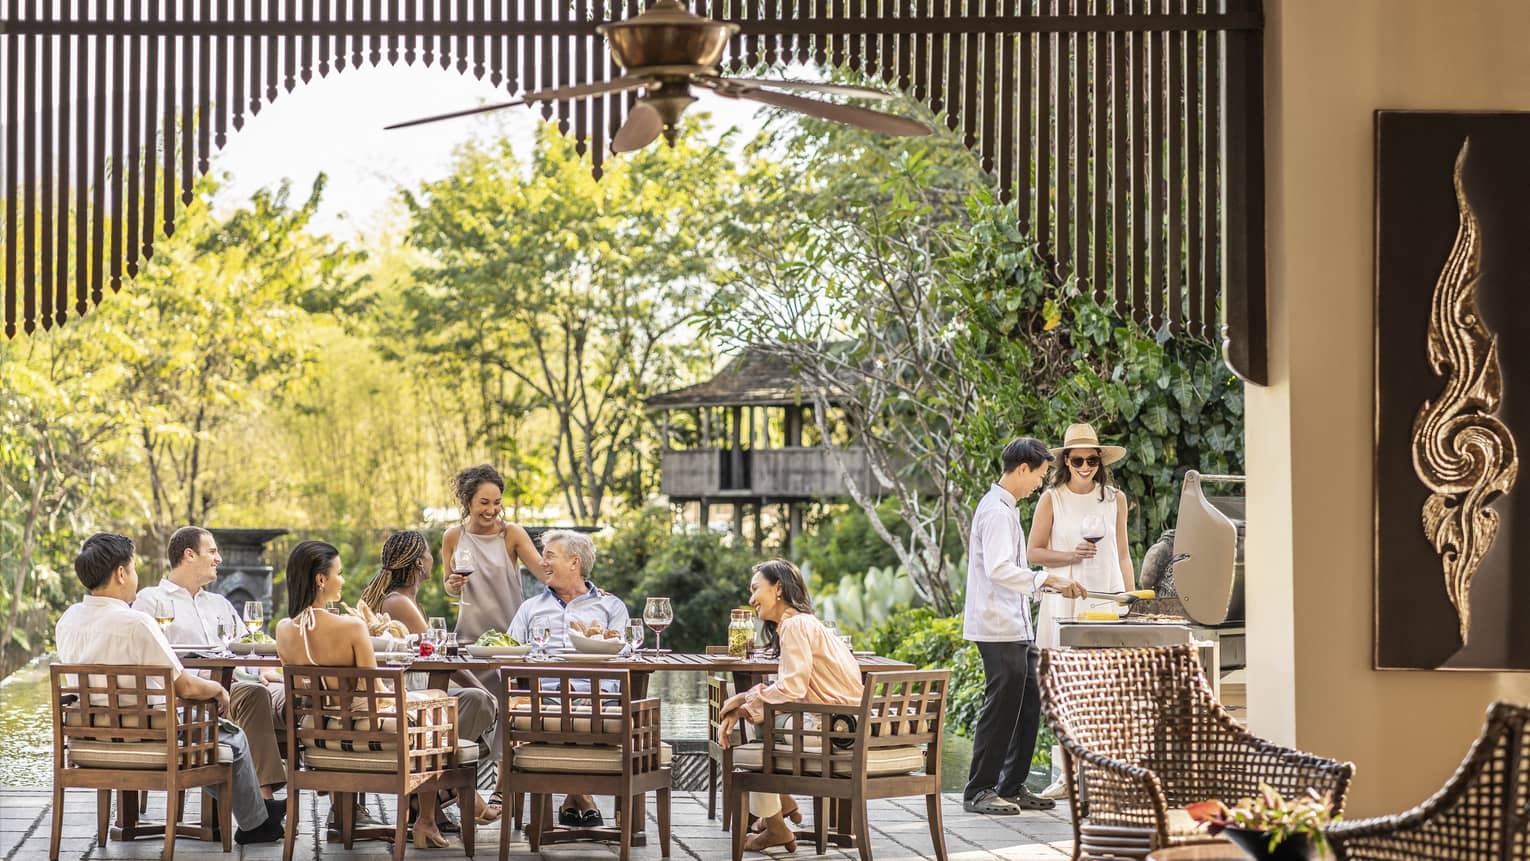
{"left": 647, "top": 346, "right": 848, "bottom": 410}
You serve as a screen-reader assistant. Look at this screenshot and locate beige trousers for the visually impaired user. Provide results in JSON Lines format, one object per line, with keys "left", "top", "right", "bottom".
{"left": 230, "top": 680, "right": 287, "bottom": 788}
{"left": 749, "top": 792, "right": 785, "bottom": 818}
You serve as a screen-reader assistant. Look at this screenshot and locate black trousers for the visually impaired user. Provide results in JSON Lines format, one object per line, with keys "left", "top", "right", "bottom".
{"left": 963, "top": 640, "right": 1042, "bottom": 801}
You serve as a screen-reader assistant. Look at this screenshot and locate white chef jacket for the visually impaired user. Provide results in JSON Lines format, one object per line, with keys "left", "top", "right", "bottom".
{"left": 962, "top": 483, "right": 1048, "bottom": 642}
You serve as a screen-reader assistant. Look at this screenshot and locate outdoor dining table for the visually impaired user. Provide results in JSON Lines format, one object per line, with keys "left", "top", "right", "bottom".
{"left": 180, "top": 650, "right": 915, "bottom": 699}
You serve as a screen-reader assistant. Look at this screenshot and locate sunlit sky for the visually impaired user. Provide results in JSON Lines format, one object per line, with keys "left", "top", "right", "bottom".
{"left": 208, "top": 63, "right": 770, "bottom": 239}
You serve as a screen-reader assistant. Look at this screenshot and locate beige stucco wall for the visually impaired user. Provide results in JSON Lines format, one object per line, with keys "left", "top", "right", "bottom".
{"left": 1247, "top": 0, "right": 1530, "bottom": 818}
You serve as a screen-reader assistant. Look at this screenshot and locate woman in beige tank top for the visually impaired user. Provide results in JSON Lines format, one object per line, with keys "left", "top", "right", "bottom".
{"left": 440, "top": 464, "right": 546, "bottom": 643}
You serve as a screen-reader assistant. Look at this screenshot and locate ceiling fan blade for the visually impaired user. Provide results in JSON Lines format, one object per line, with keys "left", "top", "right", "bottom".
{"left": 708, "top": 77, "right": 896, "bottom": 100}
{"left": 386, "top": 77, "right": 651, "bottom": 130}
{"left": 384, "top": 99, "right": 528, "bottom": 130}
{"left": 723, "top": 87, "right": 931, "bottom": 137}
{"left": 521, "top": 76, "right": 653, "bottom": 104}
{"left": 611, "top": 103, "right": 664, "bottom": 153}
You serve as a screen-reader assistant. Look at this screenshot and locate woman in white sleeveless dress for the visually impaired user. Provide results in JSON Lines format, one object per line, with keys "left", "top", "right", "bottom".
{"left": 1028, "top": 423, "right": 1136, "bottom": 649}
{"left": 1027, "top": 423, "right": 1136, "bottom": 799}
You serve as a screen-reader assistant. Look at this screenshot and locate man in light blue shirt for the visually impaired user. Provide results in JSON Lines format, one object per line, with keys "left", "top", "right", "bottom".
{"left": 962, "top": 438, "right": 1086, "bottom": 815}
{"left": 506, "top": 529, "right": 629, "bottom": 828}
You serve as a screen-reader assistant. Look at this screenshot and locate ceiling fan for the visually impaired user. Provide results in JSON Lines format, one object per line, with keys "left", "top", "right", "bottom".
{"left": 384, "top": 0, "right": 931, "bottom": 151}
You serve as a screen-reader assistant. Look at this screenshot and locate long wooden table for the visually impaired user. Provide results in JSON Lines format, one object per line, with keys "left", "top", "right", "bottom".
{"left": 181, "top": 650, "right": 915, "bottom": 699}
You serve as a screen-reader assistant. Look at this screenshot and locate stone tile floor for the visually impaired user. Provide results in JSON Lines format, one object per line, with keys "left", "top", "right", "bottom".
{"left": 0, "top": 788, "right": 1075, "bottom": 860}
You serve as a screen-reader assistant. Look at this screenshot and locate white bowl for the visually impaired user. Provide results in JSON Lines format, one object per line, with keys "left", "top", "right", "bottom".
{"left": 465, "top": 644, "right": 533, "bottom": 658}
{"left": 370, "top": 636, "right": 408, "bottom": 652}
{"left": 568, "top": 631, "right": 625, "bottom": 654}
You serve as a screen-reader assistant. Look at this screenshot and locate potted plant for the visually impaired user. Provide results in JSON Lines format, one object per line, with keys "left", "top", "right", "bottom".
{"left": 1185, "top": 783, "right": 1340, "bottom": 861}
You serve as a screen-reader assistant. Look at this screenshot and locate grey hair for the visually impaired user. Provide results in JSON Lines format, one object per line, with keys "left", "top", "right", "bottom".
{"left": 542, "top": 530, "right": 596, "bottom": 579}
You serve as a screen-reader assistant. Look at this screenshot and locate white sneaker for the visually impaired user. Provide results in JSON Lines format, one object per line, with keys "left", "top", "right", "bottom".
{"left": 1039, "top": 778, "right": 1069, "bottom": 800}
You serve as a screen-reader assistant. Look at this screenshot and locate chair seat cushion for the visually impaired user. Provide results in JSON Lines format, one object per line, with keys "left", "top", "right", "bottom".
{"left": 732, "top": 742, "right": 926, "bottom": 777}
{"left": 512, "top": 742, "right": 673, "bottom": 774}
{"left": 67, "top": 741, "right": 235, "bottom": 770}
{"left": 301, "top": 739, "right": 480, "bottom": 773}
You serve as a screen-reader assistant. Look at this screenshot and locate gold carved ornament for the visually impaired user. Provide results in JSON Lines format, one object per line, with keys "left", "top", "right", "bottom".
{"left": 1410, "top": 139, "right": 1519, "bottom": 646}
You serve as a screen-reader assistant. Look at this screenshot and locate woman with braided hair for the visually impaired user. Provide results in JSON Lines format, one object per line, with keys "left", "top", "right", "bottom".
{"left": 440, "top": 464, "right": 546, "bottom": 643}
{"left": 359, "top": 530, "right": 504, "bottom": 826}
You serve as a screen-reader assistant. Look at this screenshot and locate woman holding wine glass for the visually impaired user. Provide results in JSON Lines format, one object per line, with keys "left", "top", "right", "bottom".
{"left": 1029, "top": 423, "right": 1136, "bottom": 647}
{"left": 1027, "top": 423, "right": 1135, "bottom": 800}
{"left": 440, "top": 464, "right": 546, "bottom": 643}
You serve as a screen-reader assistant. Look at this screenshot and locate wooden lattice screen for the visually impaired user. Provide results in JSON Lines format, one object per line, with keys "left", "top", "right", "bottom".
{"left": 0, "top": 0, "right": 1267, "bottom": 384}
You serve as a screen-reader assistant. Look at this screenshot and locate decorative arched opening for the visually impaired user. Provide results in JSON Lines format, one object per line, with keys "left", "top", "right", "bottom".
{"left": 2, "top": 0, "right": 1266, "bottom": 383}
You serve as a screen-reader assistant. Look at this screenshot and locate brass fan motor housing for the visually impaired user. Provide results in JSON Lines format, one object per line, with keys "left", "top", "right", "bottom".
{"left": 597, "top": 0, "right": 740, "bottom": 72}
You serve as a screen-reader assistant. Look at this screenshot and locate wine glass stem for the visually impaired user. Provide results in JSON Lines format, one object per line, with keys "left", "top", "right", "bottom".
{"left": 655, "top": 630, "right": 662, "bottom": 652}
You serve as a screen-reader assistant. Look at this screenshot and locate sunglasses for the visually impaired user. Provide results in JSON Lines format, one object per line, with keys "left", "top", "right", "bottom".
{"left": 1068, "top": 455, "right": 1101, "bottom": 468}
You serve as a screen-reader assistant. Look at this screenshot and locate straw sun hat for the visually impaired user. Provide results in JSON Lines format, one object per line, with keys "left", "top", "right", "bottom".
{"left": 1049, "top": 422, "right": 1127, "bottom": 466}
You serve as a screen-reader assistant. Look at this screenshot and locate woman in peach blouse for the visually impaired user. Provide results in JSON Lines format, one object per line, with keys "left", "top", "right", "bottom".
{"left": 718, "top": 559, "right": 863, "bottom": 854}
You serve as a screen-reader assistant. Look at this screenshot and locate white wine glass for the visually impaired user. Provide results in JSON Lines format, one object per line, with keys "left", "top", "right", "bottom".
{"left": 242, "top": 600, "right": 264, "bottom": 634}
{"left": 624, "top": 620, "right": 645, "bottom": 660}
{"left": 427, "top": 616, "right": 447, "bottom": 646}
{"left": 1079, "top": 513, "right": 1107, "bottom": 573}
{"left": 152, "top": 598, "right": 175, "bottom": 631}
{"left": 451, "top": 548, "right": 474, "bottom": 608}
{"left": 643, "top": 597, "right": 674, "bottom": 654}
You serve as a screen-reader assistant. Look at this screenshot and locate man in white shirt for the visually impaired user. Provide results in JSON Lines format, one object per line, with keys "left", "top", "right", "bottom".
{"left": 962, "top": 438, "right": 1087, "bottom": 816}
{"left": 55, "top": 533, "right": 286, "bottom": 844}
{"left": 134, "top": 526, "right": 286, "bottom": 797}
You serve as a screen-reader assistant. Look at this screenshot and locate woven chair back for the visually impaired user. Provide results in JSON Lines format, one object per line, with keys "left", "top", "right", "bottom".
{"left": 1040, "top": 645, "right": 1237, "bottom": 804}
{"left": 51, "top": 663, "right": 220, "bottom": 771}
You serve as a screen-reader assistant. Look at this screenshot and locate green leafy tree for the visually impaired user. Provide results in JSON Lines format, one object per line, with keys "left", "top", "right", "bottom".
{"left": 397, "top": 121, "right": 736, "bottom": 524}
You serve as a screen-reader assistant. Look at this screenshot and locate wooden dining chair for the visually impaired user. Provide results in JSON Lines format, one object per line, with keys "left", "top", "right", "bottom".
{"left": 49, "top": 664, "right": 233, "bottom": 861}
{"left": 706, "top": 673, "right": 748, "bottom": 830}
{"left": 498, "top": 666, "right": 673, "bottom": 861}
{"left": 726, "top": 669, "right": 951, "bottom": 861}
{"left": 282, "top": 665, "right": 477, "bottom": 861}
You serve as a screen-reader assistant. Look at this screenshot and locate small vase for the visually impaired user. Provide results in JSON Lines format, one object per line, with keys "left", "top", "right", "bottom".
{"left": 1222, "top": 827, "right": 1321, "bottom": 861}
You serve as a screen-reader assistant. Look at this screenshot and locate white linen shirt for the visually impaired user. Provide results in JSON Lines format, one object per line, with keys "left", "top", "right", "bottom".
{"left": 55, "top": 595, "right": 186, "bottom": 701}
{"left": 508, "top": 581, "right": 630, "bottom": 650}
{"left": 133, "top": 579, "right": 248, "bottom": 646}
{"left": 962, "top": 483, "right": 1048, "bottom": 643}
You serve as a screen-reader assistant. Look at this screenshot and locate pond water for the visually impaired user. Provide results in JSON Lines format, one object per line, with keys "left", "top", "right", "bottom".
{"left": 0, "top": 660, "right": 975, "bottom": 792}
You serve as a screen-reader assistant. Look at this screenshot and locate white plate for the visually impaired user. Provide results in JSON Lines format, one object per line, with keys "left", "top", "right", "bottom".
{"left": 568, "top": 631, "right": 625, "bottom": 654}
{"left": 230, "top": 641, "right": 278, "bottom": 656}
{"left": 465, "top": 644, "right": 533, "bottom": 658}
{"left": 375, "top": 652, "right": 416, "bottom": 663}
{"left": 705, "top": 654, "right": 745, "bottom": 663}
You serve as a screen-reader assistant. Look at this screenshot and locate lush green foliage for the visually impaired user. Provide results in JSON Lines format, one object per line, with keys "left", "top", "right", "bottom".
{"left": 853, "top": 609, "right": 984, "bottom": 739}
{"left": 626, "top": 530, "right": 757, "bottom": 654}
{"left": 815, "top": 564, "right": 920, "bottom": 630}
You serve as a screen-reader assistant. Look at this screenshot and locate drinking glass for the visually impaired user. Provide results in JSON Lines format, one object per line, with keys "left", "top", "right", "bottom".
{"left": 451, "top": 548, "right": 475, "bottom": 608}
{"left": 428, "top": 616, "right": 447, "bottom": 645}
{"left": 530, "top": 626, "right": 552, "bottom": 661}
{"left": 152, "top": 598, "right": 175, "bottom": 630}
{"left": 643, "top": 597, "right": 674, "bottom": 653}
{"left": 624, "top": 620, "right": 645, "bottom": 660}
{"left": 243, "top": 600, "right": 264, "bottom": 633}
{"left": 216, "top": 621, "right": 235, "bottom": 653}
{"left": 1079, "top": 513, "right": 1107, "bottom": 573}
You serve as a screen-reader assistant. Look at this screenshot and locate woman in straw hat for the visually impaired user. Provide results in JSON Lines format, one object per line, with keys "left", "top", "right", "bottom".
{"left": 1028, "top": 422, "right": 1137, "bottom": 649}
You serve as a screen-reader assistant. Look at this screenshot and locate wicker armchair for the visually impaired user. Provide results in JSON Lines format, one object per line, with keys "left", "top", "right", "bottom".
{"left": 1327, "top": 701, "right": 1529, "bottom": 860}
{"left": 1039, "top": 645, "right": 1354, "bottom": 861}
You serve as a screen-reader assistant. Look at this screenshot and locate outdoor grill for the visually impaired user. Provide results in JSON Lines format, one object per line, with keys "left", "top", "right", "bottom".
{"left": 1056, "top": 470, "right": 1247, "bottom": 694}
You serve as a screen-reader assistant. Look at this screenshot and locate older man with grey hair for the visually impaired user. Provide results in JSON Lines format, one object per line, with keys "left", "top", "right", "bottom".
{"left": 506, "top": 529, "right": 631, "bottom": 826}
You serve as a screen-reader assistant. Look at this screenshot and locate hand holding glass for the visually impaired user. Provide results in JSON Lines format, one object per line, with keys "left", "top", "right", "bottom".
{"left": 1079, "top": 513, "right": 1107, "bottom": 572}
{"left": 643, "top": 597, "right": 674, "bottom": 653}
{"left": 451, "top": 548, "right": 474, "bottom": 607}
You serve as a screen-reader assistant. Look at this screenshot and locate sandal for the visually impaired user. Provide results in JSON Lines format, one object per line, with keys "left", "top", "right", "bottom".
{"left": 474, "top": 792, "right": 503, "bottom": 825}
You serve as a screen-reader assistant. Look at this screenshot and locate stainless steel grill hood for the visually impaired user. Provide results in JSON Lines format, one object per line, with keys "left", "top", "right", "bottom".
{"left": 1170, "top": 470, "right": 1245, "bottom": 626}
